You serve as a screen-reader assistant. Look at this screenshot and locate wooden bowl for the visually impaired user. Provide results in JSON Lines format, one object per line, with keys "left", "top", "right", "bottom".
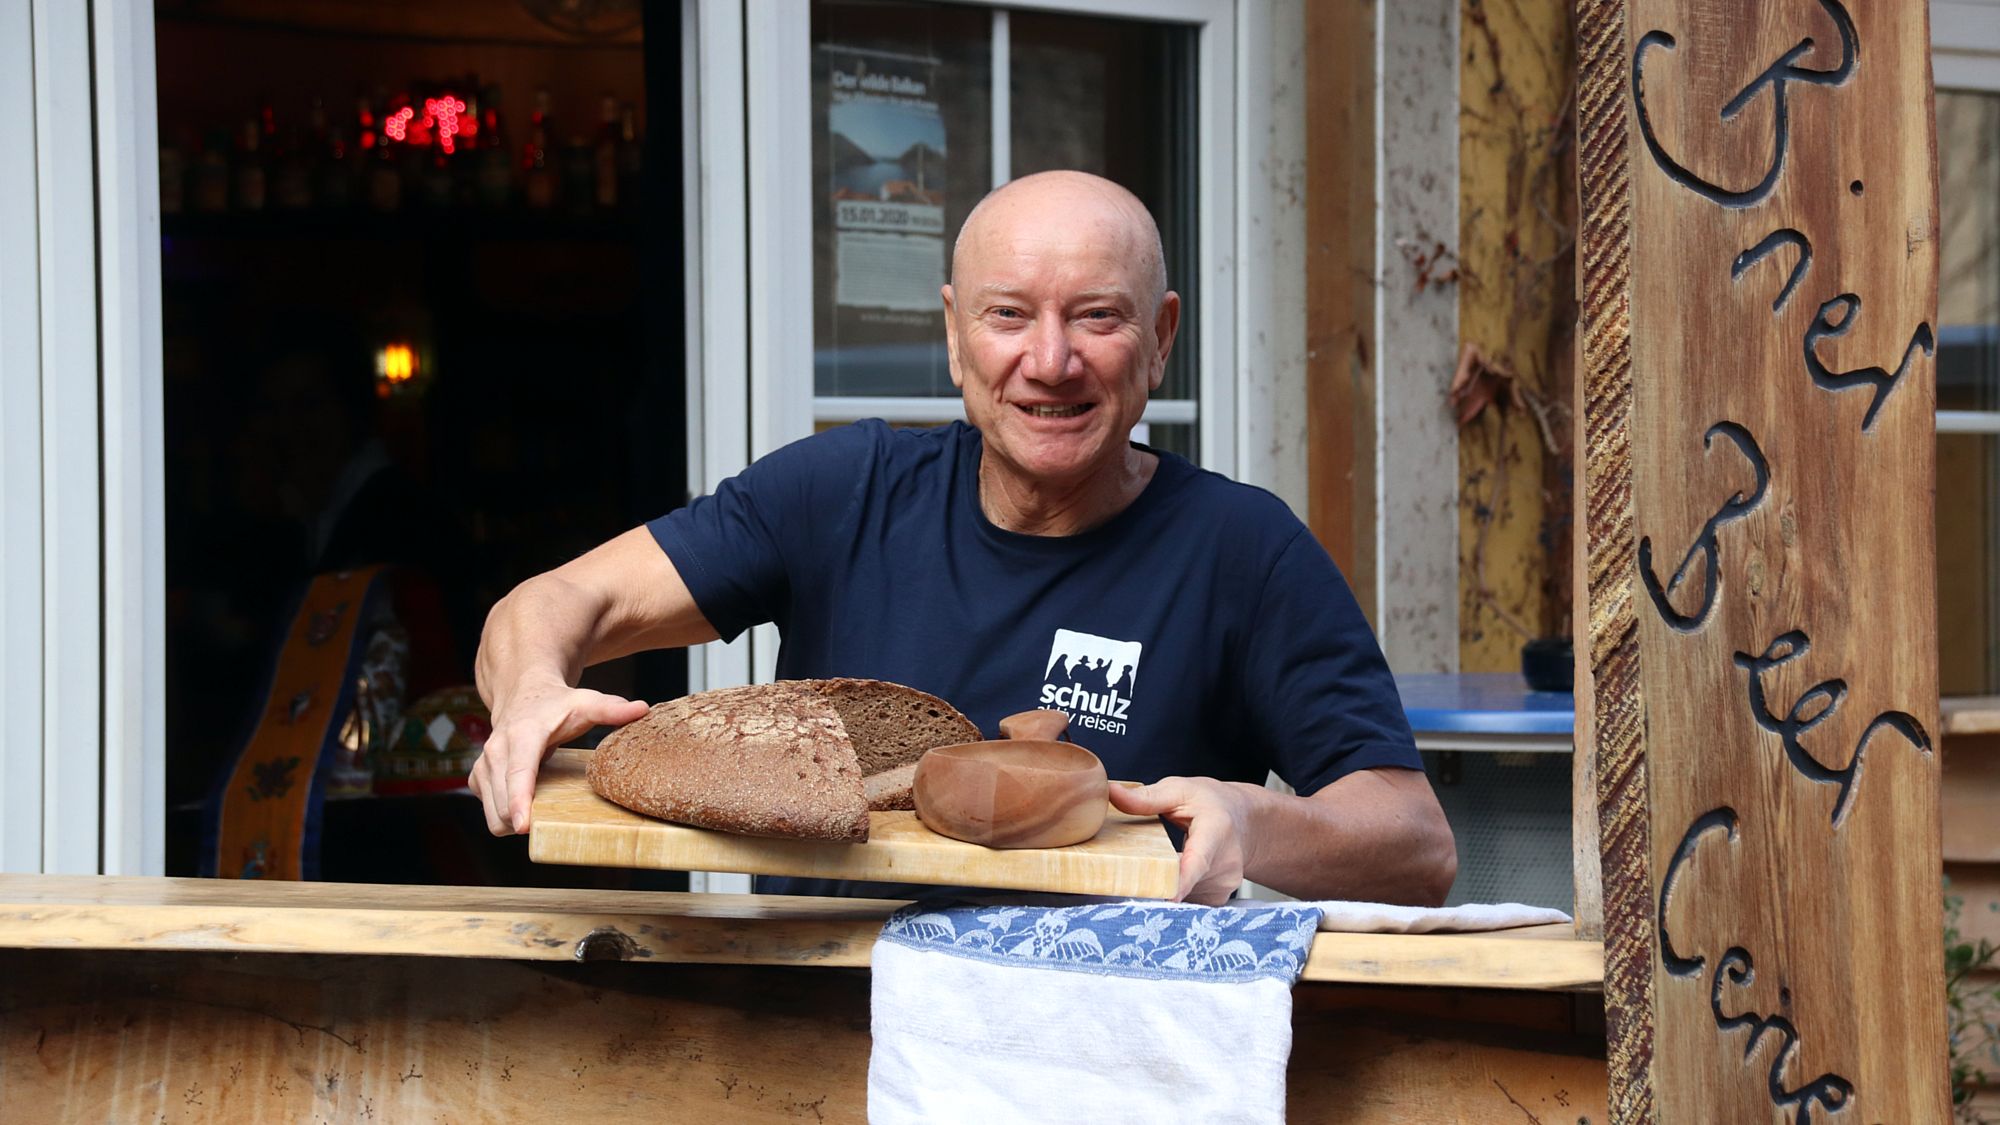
{"left": 912, "top": 740, "right": 1109, "bottom": 849}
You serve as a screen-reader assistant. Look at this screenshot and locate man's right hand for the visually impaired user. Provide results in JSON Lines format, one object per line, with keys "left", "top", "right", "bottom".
{"left": 469, "top": 680, "right": 651, "bottom": 836}
{"left": 467, "top": 525, "right": 720, "bottom": 836}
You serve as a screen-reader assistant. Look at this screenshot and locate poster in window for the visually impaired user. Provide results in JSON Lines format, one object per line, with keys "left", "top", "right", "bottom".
{"left": 825, "top": 46, "right": 948, "bottom": 316}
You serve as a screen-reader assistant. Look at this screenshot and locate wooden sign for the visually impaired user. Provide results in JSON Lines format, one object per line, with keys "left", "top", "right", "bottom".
{"left": 1576, "top": 0, "right": 1948, "bottom": 1120}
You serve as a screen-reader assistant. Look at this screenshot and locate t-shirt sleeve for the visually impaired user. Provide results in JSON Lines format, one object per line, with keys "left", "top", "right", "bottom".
{"left": 1239, "top": 528, "right": 1422, "bottom": 795}
{"left": 645, "top": 423, "right": 877, "bottom": 642}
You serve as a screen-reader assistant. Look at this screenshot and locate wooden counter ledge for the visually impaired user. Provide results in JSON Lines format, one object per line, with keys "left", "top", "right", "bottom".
{"left": 0, "top": 875, "right": 1602, "bottom": 991}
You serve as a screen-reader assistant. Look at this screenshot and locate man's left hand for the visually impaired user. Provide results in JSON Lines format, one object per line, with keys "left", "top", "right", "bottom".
{"left": 1108, "top": 776, "right": 1256, "bottom": 904}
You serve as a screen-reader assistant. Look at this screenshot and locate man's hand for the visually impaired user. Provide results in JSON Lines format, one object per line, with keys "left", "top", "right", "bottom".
{"left": 467, "top": 527, "right": 720, "bottom": 837}
{"left": 469, "top": 680, "right": 650, "bottom": 836}
{"left": 1109, "top": 768, "right": 1456, "bottom": 905}
{"left": 1108, "top": 776, "right": 1257, "bottom": 904}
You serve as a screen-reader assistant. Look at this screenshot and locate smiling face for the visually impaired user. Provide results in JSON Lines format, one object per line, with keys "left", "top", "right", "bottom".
{"left": 943, "top": 173, "right": 1181, "bottom": 491}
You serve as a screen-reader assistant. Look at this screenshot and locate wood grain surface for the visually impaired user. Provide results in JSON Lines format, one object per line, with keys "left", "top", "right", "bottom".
{"left": 0, "top": 949, "right": 1607, "bottom": 1124}
{"left": 528, "top": 749, "right": 1180, "bottom": 899}
{"left": 1578, "top": 0, "right": 1949, "bottom": 1120}
{"left": 0, "top": 875, "right": 1604, "bottom": 989}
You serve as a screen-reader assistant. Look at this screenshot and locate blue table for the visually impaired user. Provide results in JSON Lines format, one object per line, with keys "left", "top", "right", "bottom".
{"left": 1394, "top": 673, "right": 1575, "bottom": 753}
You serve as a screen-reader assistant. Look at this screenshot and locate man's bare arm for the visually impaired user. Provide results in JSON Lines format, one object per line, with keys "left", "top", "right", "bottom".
{"left": 1109, "top": 768, "right": 1457, "bottom": 905}
{"left": 470, "top": 527, "right": 721, "bottom": 835}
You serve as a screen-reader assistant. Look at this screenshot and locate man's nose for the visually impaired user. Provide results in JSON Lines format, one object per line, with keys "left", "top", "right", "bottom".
{"left": 1023, "top": 314, "right": 1081, "bottom": 384}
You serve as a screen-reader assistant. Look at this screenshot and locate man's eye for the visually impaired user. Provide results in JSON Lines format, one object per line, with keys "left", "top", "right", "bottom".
{"left": 1084, "top": 309, "right": 1117, "bottom": 321}
{"left": 991, "top": 307, "right": 1022, "bottom": 319}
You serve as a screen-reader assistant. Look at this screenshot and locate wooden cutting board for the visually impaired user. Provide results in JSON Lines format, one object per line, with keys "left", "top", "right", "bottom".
{"left": 528, "top": 749, "right": 1180, "bottom": 898}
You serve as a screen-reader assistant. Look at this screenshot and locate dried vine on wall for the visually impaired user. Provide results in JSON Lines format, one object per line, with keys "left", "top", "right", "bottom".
{"left": 1456, "top": 0, "right": 1580, "bottom": 666}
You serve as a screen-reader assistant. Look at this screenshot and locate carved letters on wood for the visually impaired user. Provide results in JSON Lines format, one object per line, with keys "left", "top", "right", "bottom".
{"left": 1582, "top": 0, "right": 1948, "bottom": 1120}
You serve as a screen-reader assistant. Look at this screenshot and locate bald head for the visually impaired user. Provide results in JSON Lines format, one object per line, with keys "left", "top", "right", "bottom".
{"left": 951, "top": 171, "right": 1169, "bottom": 313}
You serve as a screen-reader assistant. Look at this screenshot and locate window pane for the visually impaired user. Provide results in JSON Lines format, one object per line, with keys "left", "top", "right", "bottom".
{"left": 155, "top": 6, "right": 686, "bottom": 883}
{"left": 811, "top": 1, "right": 991, "bottom": 398}
{"left": 1009, "top": 11, "right": 1196, "bottom": 403}
{"left": 1940, "top": 91, "right": 2000, "bottom": 411}
{"left": 1141, "top": 421, "right": 1194, "bottom": 461}
{"left": 1938, "top": 90, "right": 2000, "bottom": 694}
{"left": 809, "top": 2, "right": 1198, "bottom": 417}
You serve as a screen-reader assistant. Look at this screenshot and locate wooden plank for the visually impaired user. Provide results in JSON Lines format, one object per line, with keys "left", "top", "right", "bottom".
{"left": 1288, "top": 986, "right": 1609, "bottom": 1123}
{"left": 528, "top": 749, "right": 1180, "bottom": 899}
{"left": 1300, "top": 925, "right": 1602, "bottom": 990}
{"left": 1946, "top": 736, "right": 2000, "bottom": 863}
{"left": 1303, "top": 0, "right": 1376, "bottom": 611}
{"left": 1943, "top": 697, "right": 2000, "bottom": 736}
{"left": 1575, "top": 323, "right": 1606, "bottom": 940}
{"left": 1577, "top": 0, "right": 1948, "bottom": 1121}
{"left": 0, "top": 876, "right": 1604, "bottom": 990}
{"left": 0, "top": 949, "right": 1606, "bottom": 1123}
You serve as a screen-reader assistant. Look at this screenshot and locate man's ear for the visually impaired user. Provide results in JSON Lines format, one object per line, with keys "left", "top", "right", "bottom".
{"left": 942, "top": 284, "right": 966, "bottom": 389}
{"left": 1150, "top": 290, "right": 1183, "bottom": 390}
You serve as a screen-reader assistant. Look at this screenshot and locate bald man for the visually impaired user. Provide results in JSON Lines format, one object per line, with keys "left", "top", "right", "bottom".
{"left": 471, "top": 171, "right": 1456, "bottom": 905}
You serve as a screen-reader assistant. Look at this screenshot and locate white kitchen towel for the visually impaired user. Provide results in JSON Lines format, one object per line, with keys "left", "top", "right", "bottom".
{"left": 868, "top": 900, "right": 1322, "bottom": 1125}
{"left": 1310, "top": 899, "right": 1571, "bottom": 933}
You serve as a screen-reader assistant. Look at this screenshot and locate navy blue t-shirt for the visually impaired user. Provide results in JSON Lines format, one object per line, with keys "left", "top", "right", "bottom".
{"left": 647, "top": 420, "right": 1419, "bottom": 896}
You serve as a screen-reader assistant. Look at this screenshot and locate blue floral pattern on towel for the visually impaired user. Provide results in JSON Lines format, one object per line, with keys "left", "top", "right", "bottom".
{"left": 878, "top": 901, "right": 1323, "bottom": 984}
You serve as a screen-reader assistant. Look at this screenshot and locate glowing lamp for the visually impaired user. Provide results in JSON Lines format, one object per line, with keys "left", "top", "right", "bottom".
{"left": 375, "top": 343, "right": 418, "bottom": 388}
{"left": 384, "top": 106, "right": 414, "bottom": 142}
{"left": 424, "top": 96, "right": 467, "bottom": 154}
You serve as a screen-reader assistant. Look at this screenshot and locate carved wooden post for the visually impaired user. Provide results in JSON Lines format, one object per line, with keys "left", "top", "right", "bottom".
{"left": 1576, "top": 0, "right": 1948, "bottom": 1120}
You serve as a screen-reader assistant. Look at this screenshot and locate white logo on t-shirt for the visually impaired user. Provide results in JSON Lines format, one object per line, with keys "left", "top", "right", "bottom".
{"left": 1039, "top": 628, "right": 1142, "bottom": 736}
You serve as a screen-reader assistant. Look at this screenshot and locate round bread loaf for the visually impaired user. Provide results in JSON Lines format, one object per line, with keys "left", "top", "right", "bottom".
{"left": 586, "top": 679, "right": 981, "bottom": 841}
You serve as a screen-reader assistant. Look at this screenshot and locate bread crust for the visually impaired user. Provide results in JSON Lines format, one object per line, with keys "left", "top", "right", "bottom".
{"left": 584, "top": 679, "right": 981, "bottom": 841}
{"left": 587, "top": 683, "right": 869, "bottom": 842}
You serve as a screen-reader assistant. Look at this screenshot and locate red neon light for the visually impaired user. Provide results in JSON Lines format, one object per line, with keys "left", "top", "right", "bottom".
{"left": 423, "top": 96, "right": 466, "bottom": 154}
{"left": 384, "top": 106, "right": 414, "bottom": 142}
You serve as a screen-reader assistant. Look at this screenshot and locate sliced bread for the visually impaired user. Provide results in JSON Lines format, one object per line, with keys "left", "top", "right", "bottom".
{"left": 805, "top": 678, "right": 982, "bottom": 811}
{"left": 586, "top": 678, "right": 980, "bottom": 838}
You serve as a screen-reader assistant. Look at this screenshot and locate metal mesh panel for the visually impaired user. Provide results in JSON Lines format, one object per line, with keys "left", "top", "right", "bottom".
{"left": 1422, "top": 750, "right": 1574, "bottom": 911}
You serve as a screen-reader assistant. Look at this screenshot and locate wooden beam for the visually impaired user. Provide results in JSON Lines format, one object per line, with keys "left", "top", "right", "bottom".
{"left": 0, "top": 948, "right": 1607, "bottom": 1123}
{"left": 1304, "top": 0, "right": 1378, "bottom": 617}
{"left": 1577, "top": 0, "right": 1948, "bottom": 1120}
{"left": 0, "top": 876, "right": 1603, "bottom": 990}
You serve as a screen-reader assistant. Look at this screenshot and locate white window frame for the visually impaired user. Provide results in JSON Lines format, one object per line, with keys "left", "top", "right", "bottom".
{"left": 751, "top": 0, "right": 1236, "bottom": 469}
{"left": 0, "top": 0, "right": 47, "bottom": 874}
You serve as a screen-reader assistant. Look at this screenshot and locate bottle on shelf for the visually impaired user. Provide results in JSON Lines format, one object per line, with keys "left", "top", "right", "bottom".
{"left": 458, "top": 74, "right": 483, "bottom": 154}
{"left": 368, "top": 90, "right": 403, "bottom": 213}
{"left": 617, "top": 101, "right": 642, "bottom": 211}
{"left": 272, "top": 107, "right": 313, "bottom": 211}
{"left": 562, "top": 133, "right": 593, "bottom": 218}
{"left": 192, "top": 128, "right": 230, "bottom": 213}
{"left": 159, "top": 130, "right": 186, "bottom": 216}
{"left": 522, "top": 87, "right": 557, "bottom": 211}
{"left": 319, "top": 117, "right": 354, "bottom": 211}
{"left": 593, "top": 94, "right": 620, "bottom": 212}
{"left": 475, "top": 82, "right": 512, "bottom": 211}
{"left": 233, "top": 116, "right": 266, "bottom": 212}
